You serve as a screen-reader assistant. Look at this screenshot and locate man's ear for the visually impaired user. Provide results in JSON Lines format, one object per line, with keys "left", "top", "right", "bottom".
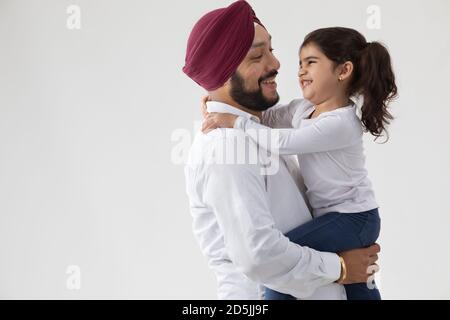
{"left": 338, "top": 61, "right": 354, "bottom": 81}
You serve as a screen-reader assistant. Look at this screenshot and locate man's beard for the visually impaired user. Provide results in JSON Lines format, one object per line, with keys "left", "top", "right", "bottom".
{"left": 229, "top": 70, "right": 280, "bottom": 112}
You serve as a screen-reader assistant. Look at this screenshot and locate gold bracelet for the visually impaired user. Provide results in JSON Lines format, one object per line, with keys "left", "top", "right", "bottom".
{"left": 338, "top": 256, "right": 347, "bottom": 283}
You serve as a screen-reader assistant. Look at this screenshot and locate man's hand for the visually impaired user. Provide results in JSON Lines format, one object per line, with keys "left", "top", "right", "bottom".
{"left": 337, "top": 243, "right": 380, "bottom": 285}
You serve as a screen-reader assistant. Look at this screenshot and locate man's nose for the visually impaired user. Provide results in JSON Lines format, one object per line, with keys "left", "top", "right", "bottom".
{"left": 267, "top": 54, "right": 280, "bottom": 72}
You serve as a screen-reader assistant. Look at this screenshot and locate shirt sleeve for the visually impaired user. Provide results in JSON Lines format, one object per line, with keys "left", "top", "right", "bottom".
{"left": 261, "top": 100, "right": 299, "bottom": 128}
{"left": 203, "top": 138, "right": 341, "bottom": 298}
{"left": 234, "top": 113, "right": 356, "bottom": 155}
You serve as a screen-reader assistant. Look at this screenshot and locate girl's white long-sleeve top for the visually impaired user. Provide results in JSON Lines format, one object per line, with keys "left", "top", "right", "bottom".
{"left": 234, "top": 99, "right": 378, "bottom": 217}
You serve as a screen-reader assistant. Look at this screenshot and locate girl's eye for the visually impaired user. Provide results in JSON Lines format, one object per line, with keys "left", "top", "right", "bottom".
{"left": 308, "top": 61, "right": 316, "bottom": 65}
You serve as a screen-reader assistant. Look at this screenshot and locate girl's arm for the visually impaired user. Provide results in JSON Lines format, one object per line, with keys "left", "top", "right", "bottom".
{"left": 202, "top": 112, "right": 357, "bottom": 155}
{"left": 235, "top": 115, "right": 357, "bottom": 154}
{"left": 262, "top": 101, "right": 295, "bottom": 128}
{"left": 261, "top": 98, "right": 308, "bottom": 128}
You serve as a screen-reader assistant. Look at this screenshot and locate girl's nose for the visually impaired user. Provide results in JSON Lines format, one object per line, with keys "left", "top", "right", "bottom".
{"left": 298, "top": 69, "right": 305, "bottom": 78}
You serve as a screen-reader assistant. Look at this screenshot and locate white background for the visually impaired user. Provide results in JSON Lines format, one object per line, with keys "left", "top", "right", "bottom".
{"left": 0, "top": 0, "right": 449, "bottom": 299}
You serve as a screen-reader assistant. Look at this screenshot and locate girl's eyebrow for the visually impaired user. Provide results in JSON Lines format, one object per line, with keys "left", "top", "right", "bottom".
{"left": 303, "top": 56, "right": 319, "bottom": 61}
{"left": 299, "top": 56, "right": 319, "bottom": 65}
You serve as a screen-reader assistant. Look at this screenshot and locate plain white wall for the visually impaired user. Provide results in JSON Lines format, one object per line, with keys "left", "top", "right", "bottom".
{"left": 0, "top": 0, "right": 449, "bottom": 299}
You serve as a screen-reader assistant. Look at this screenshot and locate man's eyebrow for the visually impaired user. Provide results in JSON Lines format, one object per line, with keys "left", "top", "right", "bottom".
{"left": 251, "top": 35, "right": 272, "bottom": 48}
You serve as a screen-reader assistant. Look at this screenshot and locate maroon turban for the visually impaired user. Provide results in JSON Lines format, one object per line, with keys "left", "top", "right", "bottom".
{"left": 182, "top": 0, "right": 265, "bottom": 91}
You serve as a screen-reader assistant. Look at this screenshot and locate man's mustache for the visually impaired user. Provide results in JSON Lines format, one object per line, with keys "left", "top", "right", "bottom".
{"left": 259, "top": 70, "right": 278, "bottom": 84}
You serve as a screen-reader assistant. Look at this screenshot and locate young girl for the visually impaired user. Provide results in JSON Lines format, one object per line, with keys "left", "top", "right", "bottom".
{"left": 201, "top": 27, "right": 397, "bottom": 300}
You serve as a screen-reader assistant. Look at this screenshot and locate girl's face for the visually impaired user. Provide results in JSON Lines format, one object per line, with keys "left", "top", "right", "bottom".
{"left": 298, "top": 43, "right": 343, "bottom": 105}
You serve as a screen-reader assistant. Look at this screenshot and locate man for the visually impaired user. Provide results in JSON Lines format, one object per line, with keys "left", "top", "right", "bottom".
{"left": 183, "top": 0, "right": 379, "bottom": 299}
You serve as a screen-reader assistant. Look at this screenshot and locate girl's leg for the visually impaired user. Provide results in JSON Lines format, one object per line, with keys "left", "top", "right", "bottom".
{"left": 264, "top": 209, "right": 381, "bottom": 300}
{"left": 264, "top": 288, "right": 297, "bottom": 300}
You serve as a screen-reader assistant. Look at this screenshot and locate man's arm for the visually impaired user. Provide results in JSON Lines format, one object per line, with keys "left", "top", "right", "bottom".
{"left": 203, "top": 135, "right": 379, "bottom": 298}
{"left": 204, "top": 143, "right": 340, "bottom": 298}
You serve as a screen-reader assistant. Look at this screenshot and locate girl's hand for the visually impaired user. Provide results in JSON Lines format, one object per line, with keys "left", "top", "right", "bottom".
{"left": 201, "top": 95, "right": 210, "bottom": 119}
{"left": 202, "top": 113, "right": 238, "bottom": 133}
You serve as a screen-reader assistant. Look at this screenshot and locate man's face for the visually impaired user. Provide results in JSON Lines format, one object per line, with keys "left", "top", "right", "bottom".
{"left": 229, "top": 24, "right": 281, "bottom": 111}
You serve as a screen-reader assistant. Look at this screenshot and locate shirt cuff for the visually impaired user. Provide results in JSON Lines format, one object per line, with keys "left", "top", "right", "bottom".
{"left": 320, "top": 252, "right": 342, "bottom": 282}
{"left": 233, "top": 116, "right": 247, "bottom": 129}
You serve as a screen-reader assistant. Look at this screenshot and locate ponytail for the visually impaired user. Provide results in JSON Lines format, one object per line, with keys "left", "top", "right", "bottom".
{"left": 357, "top": 42, "right": 398, "bottom": 140}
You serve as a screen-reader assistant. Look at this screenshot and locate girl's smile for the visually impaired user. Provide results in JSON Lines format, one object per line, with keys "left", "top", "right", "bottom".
{"left": 300, "top": 79, "right": 313, "bottom": 89}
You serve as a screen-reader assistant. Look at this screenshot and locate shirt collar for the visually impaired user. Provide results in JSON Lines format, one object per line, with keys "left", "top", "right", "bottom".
{"left": 206, "top": 101, "right": 261, "bottom": 123}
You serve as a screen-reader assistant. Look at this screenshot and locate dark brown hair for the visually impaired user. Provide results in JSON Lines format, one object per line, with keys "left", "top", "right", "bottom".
{"left": 301, "top": 27, "right": 398, "bottom": 141}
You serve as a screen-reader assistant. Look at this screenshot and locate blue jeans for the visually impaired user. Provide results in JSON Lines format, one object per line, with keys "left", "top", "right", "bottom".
{"left": 265, "top": 208, "right": 381, "bottom": 300}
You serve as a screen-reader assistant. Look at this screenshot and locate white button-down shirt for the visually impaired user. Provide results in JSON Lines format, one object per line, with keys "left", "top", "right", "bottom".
{"left": 185, "top": 101, "right": 346, "bottom": 299}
